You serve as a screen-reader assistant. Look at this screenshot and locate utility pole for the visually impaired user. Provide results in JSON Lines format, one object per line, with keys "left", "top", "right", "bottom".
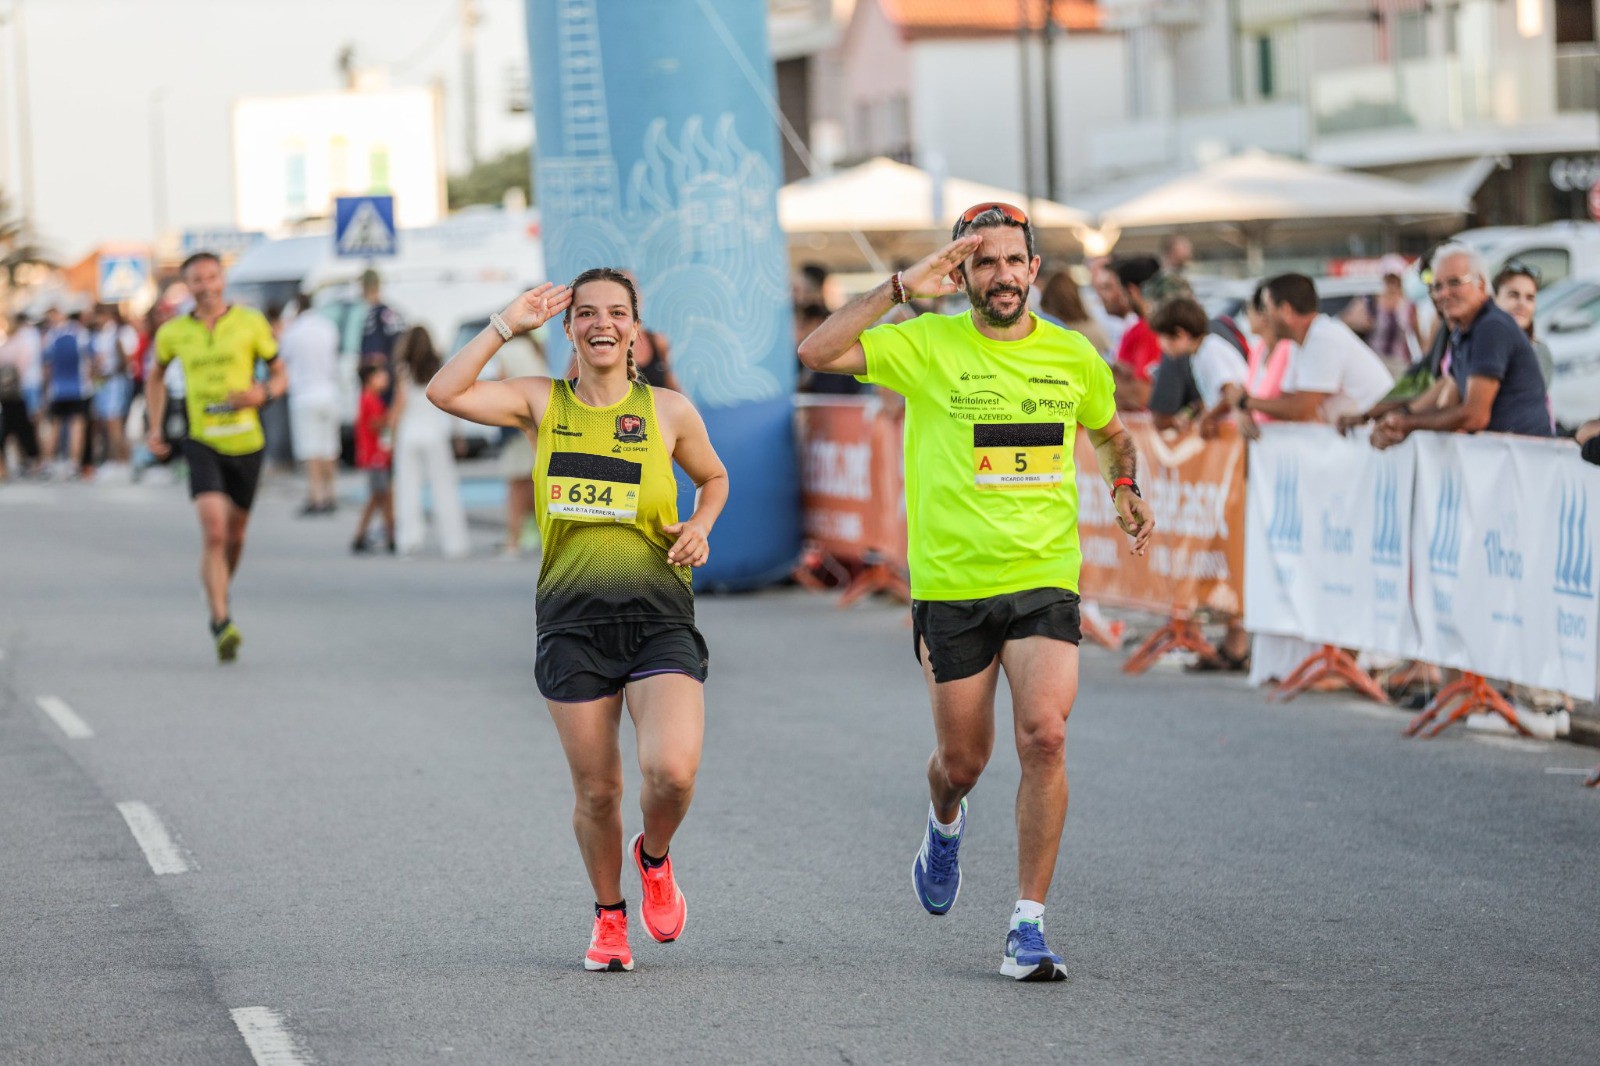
{"left": 1018, "top": 0, "right": 1036, "bottom": 206}
{"left": 1042, "top": 3, "right": 1060, "bottom": 202}
{"left": 12, "top": 0, "right": 35, "bottom": 227}
{"left": 461, "top": 0, "right": 481, "bottom": 170}
{"left": 150, "top": 88, "right": 167, "bottom": 238}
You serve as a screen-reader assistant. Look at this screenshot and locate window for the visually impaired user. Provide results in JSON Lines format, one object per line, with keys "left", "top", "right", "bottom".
{"left": 1556, "top": 0, "right": 1597, "bottom": 44}
{"left": 1256, "top": 35, "right": 1274, "bottom": 99}
{"left": 1396, "top": 12, "right": 1427, "bottom": 61}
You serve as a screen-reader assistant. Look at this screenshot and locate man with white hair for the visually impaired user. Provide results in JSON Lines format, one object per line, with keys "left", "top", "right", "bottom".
{"left": 1372, "top": 243, "right": 1552, "bottom": 446}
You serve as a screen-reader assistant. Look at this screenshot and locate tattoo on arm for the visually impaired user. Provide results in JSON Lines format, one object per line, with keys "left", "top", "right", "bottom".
{"left": 1107, "top": 431, "right": 1138, "bottom": 483}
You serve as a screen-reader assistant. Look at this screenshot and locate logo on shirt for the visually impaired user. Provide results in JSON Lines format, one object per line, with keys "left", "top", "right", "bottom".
{"left": 552, "top": 423, "right": 584, "bottom": 438}
{"left": 959, "top": 371, "right": 998, "bottom": 381}
{"left": 614, "top": 413, "right": 648, "bottom": 444}
{"left": 1028, "top": 376, "right": 1072, "bottom": 387}
{"left": 1022, "top": 397, "right": 1075, "bottom": 415}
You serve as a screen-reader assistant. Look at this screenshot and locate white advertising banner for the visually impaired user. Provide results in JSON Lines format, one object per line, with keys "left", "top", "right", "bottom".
{"left": 1245, "top": 424, "right": 1420, "bottom": 657}
{"left": 1410, "top": 433, "right": 1600, "bottom": 699}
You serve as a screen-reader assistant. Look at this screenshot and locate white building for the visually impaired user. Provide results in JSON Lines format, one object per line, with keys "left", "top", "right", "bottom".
{"left": 812, "top": 0, "right": 1600, "bottom": 227}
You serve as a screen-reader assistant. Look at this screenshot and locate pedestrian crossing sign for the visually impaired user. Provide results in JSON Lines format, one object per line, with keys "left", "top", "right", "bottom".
{"left": 97, "top": 254, "right": 151, "bottom": 302}
{"left": 334, "top": 195, "right": 398, "bottom": 258}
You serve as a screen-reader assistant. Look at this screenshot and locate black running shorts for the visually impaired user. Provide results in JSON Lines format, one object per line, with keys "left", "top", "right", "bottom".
{"left": 912, "top": 587, "right": 1082, "bottom": 683}
{"left": 184, "top": 439, "right": 264, "bottom": 511}
{"left": 535, "top": 620, "right": 709, "bottom": 704}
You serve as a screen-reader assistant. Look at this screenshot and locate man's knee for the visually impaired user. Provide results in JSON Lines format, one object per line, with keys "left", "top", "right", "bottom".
{"left": 1017, "top": 718, "right": 1066, "bottom": 765}
{"left": 935, "top": 744, "right": 989, "bottom": 791}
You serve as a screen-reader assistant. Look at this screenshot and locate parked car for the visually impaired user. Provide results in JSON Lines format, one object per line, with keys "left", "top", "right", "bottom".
{"left": 1534, "top": 275, "right": 1600, "bottom": 431}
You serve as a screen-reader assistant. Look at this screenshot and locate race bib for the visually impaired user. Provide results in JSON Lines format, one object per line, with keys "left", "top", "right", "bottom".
{"left": 973, "top": 422, "right": 1064, "bottom": 489}
{"left": 546, "top": 451, "right": 641, "bottom": 522}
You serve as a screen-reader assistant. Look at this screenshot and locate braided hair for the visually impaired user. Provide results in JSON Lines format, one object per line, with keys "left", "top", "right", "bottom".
{"left": 563, "top": 267, "right": 641, "bottom": 384}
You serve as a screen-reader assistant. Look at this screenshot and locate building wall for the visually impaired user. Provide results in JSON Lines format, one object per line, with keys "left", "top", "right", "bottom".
{"left": 838, "top": 0, "right": 914, "bottom": 161}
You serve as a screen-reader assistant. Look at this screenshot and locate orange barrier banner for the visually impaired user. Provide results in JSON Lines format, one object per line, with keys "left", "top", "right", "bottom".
{"left": 1073, "top": 416, "right": 1246, "bottom": 616}
{"left": 796, "top": 397, "right": 879, "bottom": 562}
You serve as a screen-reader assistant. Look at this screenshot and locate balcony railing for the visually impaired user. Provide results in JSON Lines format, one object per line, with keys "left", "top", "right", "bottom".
{"left": 1311, "top": 55, "right": 1492, "bottom": 137}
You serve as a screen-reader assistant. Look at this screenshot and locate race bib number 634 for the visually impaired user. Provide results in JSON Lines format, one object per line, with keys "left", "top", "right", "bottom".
{"left": 546, "top": 452, "right": 641, "bottom": 522}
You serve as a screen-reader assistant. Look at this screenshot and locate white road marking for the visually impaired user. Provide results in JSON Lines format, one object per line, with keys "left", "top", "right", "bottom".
{"left": 37, "top": 695, "right": 94, "bottom": 739}
{"left": 114, "top": 801, "right": 191, "bottom": 875}
{"left": 230, "top": 1007, "right": 314, "bottom": 1066}
{"left": 1543, "top": 767, "right": 1594, "bottom": 776}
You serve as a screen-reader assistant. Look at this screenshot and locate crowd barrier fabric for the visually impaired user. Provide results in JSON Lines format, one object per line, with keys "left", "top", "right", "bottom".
{"left": 1073, "top": 416, "right": 1246, "bottom": 616}
{"left": 1246, "top": 425, "right": 1600, "bottom": 701}
{"left": 1409, "top": 432, "right": 1600, "bottom": 700}
{"left": 1244, "top": 424, "right": 1421, "bottom": 658}
{"left": 794, "top": 395, "right": 908, "bottom": 602}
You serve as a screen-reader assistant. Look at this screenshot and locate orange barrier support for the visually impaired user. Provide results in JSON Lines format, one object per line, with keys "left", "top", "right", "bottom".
{"left": 1403, "top": 672, "right": 1530, "bottom": 738}
{"left": 836, "top": 549, "right": 910, "bottom": 608}
{"left": 1082, "top": 614, "right": 1127, "bottom": 653}
{"left": 1270, "top": 644, "right": 1390, "bottom": 704}
{"left": 1122, "top": 613, "right": 1215, "bottom": 675}
{"left": 791, "top": 543, "right": 851, "bottom": 592}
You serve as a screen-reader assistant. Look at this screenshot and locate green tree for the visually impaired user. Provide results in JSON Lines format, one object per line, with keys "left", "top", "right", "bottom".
{"left": 447, "top": 145, "right": 535, "bottom": 210}
{"left": 0, "top": 188, "right": 52, "bottom": 290}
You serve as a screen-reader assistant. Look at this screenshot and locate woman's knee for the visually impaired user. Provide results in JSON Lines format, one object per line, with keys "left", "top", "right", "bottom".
{"left": 641, "top": 759, "right": 698, "bottom": 804}
{"left": 571, "top": 773, "right": 623, "bottom": 817}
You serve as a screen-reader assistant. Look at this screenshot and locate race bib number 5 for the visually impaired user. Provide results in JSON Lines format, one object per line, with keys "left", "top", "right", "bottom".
{"left": 546, "top": 451, "right": 641, "bottom": 522}
{"left": 974, "top": 422, "right": 1064, "bottom": 489}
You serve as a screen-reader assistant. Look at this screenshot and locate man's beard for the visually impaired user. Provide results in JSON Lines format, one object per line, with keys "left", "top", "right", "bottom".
{"left": 968, "top": 281, "right": 1029, "bottom": 327}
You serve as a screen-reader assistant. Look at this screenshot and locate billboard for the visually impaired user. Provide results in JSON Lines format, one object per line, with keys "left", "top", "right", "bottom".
{"left": 232, "top": 87, "right": 445, "bottom": 234}
{"left": 527, "top": 0, "right": 801, "bottom": 590}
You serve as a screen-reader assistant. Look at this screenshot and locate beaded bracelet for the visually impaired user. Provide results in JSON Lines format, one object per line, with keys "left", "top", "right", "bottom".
{"left": 890, "top": 271, "right": 907, "bottom": 305}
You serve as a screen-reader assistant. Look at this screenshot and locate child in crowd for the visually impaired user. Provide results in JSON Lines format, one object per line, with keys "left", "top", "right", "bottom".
{"left": 352, "top": 362, "right": 394, "bottom": 554}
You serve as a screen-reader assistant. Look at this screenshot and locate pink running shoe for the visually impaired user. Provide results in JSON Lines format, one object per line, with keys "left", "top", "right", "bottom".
{"left": 630, "top": 832, "right": 688, "bottom": 943}
{"left": 584, "top": 907, "right": 634, "bottom": 972}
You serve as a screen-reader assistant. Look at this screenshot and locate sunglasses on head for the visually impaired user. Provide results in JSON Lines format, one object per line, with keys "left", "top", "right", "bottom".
{"left": 1501, "top": 259, "right": 1542, "bottom": 285}
{"left": 956, "top": 202, "right": 1030, "bottom": 229}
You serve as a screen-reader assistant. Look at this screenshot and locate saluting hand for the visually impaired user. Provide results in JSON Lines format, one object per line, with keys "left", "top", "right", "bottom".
{"left": 1115, "top": 489, "right": 1155, "bottom": 557}
{"left": 500, "top": 283, "right": 573, "bottom": 335}
{"left": 664, "top": 519, "right": 711, "bottom": 568}
{"left": 899, "top": 235, "right": 982, "bottom": 300}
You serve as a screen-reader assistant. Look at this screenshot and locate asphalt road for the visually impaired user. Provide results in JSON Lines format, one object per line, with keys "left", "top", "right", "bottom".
{"left": 2, "top": 472, "right": 1598, "bottom": 1065}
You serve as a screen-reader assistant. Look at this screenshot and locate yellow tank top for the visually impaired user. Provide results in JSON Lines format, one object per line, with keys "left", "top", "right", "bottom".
{"left": 533, "top": 378, "right": 692, "bottom": 630}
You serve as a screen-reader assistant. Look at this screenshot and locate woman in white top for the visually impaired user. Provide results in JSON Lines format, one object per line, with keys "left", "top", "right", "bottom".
{"left": 392, "top": 327, "right": 470, "bottom": 558}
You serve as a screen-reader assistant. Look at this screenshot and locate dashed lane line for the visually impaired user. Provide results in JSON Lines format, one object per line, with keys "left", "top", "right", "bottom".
{"left": 230, "top": 1007, "right": 315, "bottom": 1066}
{"left": 36, "top": 695, "right": 94, "bottom": 739}
{"left": 114, "top": 801, "right": 191, "bottom": 875}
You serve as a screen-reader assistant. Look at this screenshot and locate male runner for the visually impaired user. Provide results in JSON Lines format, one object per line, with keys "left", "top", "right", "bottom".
{"left": 145, "top": 252, "right": 286, "bottom": 662}
{"left": 798, "top": 204, "right": 1154, "bottom": 981}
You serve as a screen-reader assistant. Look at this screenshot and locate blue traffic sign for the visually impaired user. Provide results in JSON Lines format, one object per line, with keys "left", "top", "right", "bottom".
{"left": 334, "top": 195, "right": 398, "bottom": 258}
{"left": 97, "top": 254, "right": 151, "bottom": 302}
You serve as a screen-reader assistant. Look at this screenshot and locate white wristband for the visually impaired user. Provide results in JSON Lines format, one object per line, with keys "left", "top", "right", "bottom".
{"left": 489, "top": 312, "right": 514, "bottom": 341}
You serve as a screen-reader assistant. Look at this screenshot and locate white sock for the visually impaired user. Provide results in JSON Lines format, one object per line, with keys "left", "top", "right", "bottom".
{"left": 929, "top": 802, "right": 963, "bottom": 837}
{"left": 1011, "top": 899, "right": 1045, "bottom": 930}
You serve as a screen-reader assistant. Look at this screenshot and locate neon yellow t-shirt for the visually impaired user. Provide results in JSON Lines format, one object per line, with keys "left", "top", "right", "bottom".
{"left": 155, "top": 307, "right": 278, "bottom": 456}
{"left": 859, "top": 311, "right": 1115, "bottom": 600}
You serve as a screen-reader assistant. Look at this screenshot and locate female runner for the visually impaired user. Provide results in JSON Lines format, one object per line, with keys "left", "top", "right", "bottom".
{"left": 427, "top": 268, "right": 728, "bottom": 972}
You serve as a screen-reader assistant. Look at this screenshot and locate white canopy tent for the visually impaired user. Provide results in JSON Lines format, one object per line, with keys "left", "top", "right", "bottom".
{"left": 1099, "top": 150, "right": 1470, "bottom": 272}
{"left": 780, "top": 157, "right": 1094, "bottom": 270}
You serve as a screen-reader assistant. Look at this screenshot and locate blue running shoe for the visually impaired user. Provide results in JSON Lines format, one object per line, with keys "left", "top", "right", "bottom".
{"left": 911, "top": 798, "right": 966, "bottom": 915}
{"left": 1001, "top": 919, "right": 1066, "bottom": 981}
